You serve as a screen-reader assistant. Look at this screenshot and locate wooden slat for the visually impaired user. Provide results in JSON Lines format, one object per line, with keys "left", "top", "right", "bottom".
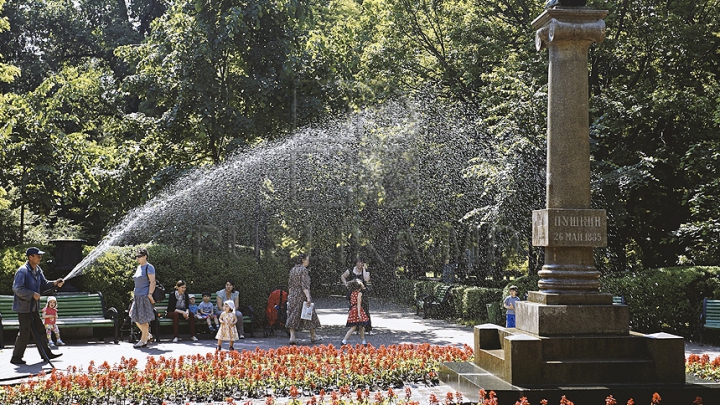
{"left": 0, "top": 293, "right": 116, "bottom": 331}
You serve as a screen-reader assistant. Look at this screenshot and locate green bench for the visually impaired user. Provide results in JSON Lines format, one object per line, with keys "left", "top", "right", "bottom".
{"left": 152, "top": 293, "right": 254, "bottom": 341}
{"left": 701, "top": 298, "right": 720, "bottom": 343}
{"left": 0, "top": 292, "right": 120, "bottom": 348}
{"left": 415, "top": 284, "right": 455, "bottom": 319}
{"left": 613, "top": 295, "right": 626, "bottom": 305}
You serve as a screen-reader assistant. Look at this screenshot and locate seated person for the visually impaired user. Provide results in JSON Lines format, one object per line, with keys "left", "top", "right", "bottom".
{"left": 216, "top": 280, "right": 245, "bottom": 339}
{"left": 167, "top": 280, "right": 198, "bottom": 342}
{"left": 196, "top": 291, "right": 220, "bottom": 332}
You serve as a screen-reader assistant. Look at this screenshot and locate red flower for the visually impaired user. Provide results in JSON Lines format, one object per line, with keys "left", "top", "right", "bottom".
{"left": 606, "top": 395, "right": 617, "bottom": 405}
{"left": 651, "top": 392, "right": 661, "bottom": 405}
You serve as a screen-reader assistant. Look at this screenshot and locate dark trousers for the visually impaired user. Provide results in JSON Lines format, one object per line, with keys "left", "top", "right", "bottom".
{"left": 166, "top": 311, "right": 196, "bottom": 337}
{"left": 361, "top": 298, "right": 372, "bottom": 332}
{"left": 347, "top": 292, "right": 372, "bottom": 332}
{"left": 13, "top": 311, "right": 52, "bottom": 361}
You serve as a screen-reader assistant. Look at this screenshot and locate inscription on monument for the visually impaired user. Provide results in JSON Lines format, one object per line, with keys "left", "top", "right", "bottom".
{"left": 532, "top": 208, "right": 606, "bottom": 247}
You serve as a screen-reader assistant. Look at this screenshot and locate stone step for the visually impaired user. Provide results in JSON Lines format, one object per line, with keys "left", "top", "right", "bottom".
{"left": 541, "top": 358, "right": 656, "bottom": 385}
{"left": 538, "top": 334, "right": 650, "bottom": 360}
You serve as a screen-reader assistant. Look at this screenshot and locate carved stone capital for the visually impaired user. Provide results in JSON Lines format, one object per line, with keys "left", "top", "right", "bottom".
{"left": 532, "top": 9, "right": 608, "bottom": 51}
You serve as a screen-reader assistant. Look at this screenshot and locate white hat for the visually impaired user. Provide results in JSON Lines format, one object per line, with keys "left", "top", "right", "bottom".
{"left": 224, "top": 300, "right": 235, "bottom": 311}
{"left": 188, "top": 294, "right": 195, "bottom": 299}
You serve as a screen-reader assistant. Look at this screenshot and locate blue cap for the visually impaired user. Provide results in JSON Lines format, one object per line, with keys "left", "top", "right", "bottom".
{"left": 26, "top": 247, "right": 45, "bottom": 256}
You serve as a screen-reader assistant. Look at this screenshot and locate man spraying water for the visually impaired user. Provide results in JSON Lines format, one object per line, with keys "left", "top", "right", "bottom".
{"left": 10, "top": 247, "right": 65, "bottom": 365}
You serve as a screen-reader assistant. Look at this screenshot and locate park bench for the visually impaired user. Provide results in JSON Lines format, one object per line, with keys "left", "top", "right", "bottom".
{"left": 151, "top": 293, "right": 254, "bottom": 341}
{"left": 701, "top": 298, "right": 720, "bottom": 343}
{"left": 415, "top": 284, "right": 455, "bottom": 319}
{"left": 613, "top": 295, "right": 626, "bottom": 305}
{"left": 0, "top": 292, "right": 119, "bottom": 348}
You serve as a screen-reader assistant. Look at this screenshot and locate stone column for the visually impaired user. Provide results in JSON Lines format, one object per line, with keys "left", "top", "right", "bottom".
{"left": 530, "top": 8, "right": 609, "bottom": 306}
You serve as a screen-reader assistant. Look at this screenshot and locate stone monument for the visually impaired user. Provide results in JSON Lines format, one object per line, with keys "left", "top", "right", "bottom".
{"left": 466, "top": 3, "right": 687, "bottom": 391}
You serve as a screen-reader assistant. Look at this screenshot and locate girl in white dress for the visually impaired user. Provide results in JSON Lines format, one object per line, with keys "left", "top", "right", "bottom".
{"left": 216, "top": 300, "right": 239, "bottom": 350}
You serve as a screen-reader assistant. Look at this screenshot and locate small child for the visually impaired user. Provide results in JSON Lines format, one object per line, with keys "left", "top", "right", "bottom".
{"left": 341, "top": 279, "right": 370, "bottom": 346}
{"left": 43, "top": 296, "right": 65, "bottom": 346}
{"left": 216, "top": 300, "right": 239, "bottom": 351}
{"left": 503, "top": 285, "right": 521, "bottom": 328}
{"left": 196, "top": 291, "right": 220, "bottom": 332}
{"left": 188, "top": 294, "right": 199, "bottom": 316}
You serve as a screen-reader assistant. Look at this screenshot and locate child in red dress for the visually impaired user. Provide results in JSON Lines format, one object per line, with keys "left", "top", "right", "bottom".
{"left": 342, "top": 279, "right": 369, "bottom": 345}
{"left": 43, "top": 296, "right": 65, "bottom": 346}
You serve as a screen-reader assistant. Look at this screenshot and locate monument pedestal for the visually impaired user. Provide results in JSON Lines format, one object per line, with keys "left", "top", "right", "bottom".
{"left": 472, "top": 321, "right": 685, "bottom": 386}
{"left": 473, "top": 295, "right": 685, "bottom": 386}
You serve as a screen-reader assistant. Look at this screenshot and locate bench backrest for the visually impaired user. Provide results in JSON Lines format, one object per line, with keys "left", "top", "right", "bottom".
{"left": 703, "top": 298, "right": 720, "bottom": 322}
{"left": 435, "top": 284, "right": 454, "bottom": 303}
{"left": 0, "top": 293, "right": 108, "bottom": 320}
{"left": 155, "top": 293, "right": 218, "bottom": 316}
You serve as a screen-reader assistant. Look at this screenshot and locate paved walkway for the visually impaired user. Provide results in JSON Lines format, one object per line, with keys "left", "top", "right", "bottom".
{"left": 2, "top": 296, "right": 720, "bottom": 390}
{"left": 0, "top": 296, "right": 474, "bottom": 385}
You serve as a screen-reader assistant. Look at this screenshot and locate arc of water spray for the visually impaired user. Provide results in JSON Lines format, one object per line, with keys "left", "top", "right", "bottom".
{"left": 61, "top": 173, "right": 215, "bottom": 282}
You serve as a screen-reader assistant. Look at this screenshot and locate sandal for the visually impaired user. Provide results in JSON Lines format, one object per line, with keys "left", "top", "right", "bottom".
{"left": 133, "top": 340, "right": 147, "bottom": 348}
{"left": 288, "top": 340, "right": 297, "bottom": 345}
{"left": 310, "top": 336, "right": 323, "bottom": 343}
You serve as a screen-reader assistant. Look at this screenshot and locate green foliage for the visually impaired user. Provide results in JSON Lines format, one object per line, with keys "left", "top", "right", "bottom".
{"left": 0, "top": 244, "right": 55, "bottom": 295}
{"left": 77, "top": 244, "right": 288, "bottom": 325}
{"left": 77, "top": 245, "right": 136, "bottom": 313}
{"left": 601, "top": 266, "right": 720, "bottom": 338}
{"left": 0, "top": 0, "right": 19, "bottom": 84}
{"left": 414, "top": 280, "right": 503, "bottom": 323}
{"left": 452, "top": 285, "right": 503, "bottom": 323}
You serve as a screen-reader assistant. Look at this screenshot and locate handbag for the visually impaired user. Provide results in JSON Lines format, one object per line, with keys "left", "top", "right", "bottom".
{"left": 300, "top": 302, "right": 314, "bottom": 320}
{"left": 152, "top": 281, "right": 166, "bottom": 303}
{"left": 143, "top": 264, "right": 166, "bottom": 302}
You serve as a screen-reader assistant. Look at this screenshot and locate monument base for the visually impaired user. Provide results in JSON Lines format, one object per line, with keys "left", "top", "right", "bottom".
{"left": 473, "top": 324, "right": 685, "bottom": 386}
{"left": 438, "top": 361, "right": 720, "bottom": 405}
{"left": 515, "top": 301, "right": 629, "bottom": 335}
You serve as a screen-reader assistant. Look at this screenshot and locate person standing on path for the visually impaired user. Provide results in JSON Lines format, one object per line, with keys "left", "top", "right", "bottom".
{"left": 285, "top": 253, "right": 321, "bottom": 345}
{"left": 216, "top": 281, "right": 245, "bottom": 339}
{"left": 129, "top": 248, "right": 157, "bottom": 348}
{"left": 215, "top": 300, "right": 239, "bottom": 351}
{"left": 503, "top": 285, "right": 521, "bottom": 328}
{"left": 11, "top": 247, "right": 64, "bottom": 365}
{"left": 43, "top": 296, "right": 65, "bottom": 346}
{"left": 341, "top": 257, "right": 372, "bottom": 333}
{"left": 341, "top": 279, "right": 370, "bottom": 346}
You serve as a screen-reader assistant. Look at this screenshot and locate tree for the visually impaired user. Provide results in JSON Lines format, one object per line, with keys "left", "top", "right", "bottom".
{"left": 0, "top": 0, "right": 19, "bottom": 84}
{"left": 590, "top": 0, "right": 720, "bottom": 270}
{"left": 118, "top": 0, "right": 313, "bottom": 165}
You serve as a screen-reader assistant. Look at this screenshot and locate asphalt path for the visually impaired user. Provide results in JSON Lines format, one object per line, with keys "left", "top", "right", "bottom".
{"left": 2, "top": 296, "right": 720, "bottom": 386}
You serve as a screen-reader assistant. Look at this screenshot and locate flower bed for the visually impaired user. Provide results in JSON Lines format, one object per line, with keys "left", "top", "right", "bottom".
{"left": 0, "top": 343, "right": 472, "bottom": 404}
{"left": 0, "top": 344, "right": 697, "bottom": 405}
{"left": 687, "top": 353, "right": 720, "bottom": 381}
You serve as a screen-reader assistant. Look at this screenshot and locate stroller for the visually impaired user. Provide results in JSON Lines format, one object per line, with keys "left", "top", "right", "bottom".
{"left": 263, "top": 285, "right": 289, "bottom": 337}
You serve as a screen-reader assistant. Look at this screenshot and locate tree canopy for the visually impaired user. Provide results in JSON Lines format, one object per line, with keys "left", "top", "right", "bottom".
{"left": 1, "top": 0, "right": 718, "bottom": 275}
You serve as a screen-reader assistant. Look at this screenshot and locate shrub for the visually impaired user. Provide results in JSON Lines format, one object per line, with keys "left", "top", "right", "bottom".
{"left": 601, "top": 266, "right": 720, "bottom": 338}
{"left": 412, "top": 280, "right": 502, "bottom": 323}
{"left": 453, "top": 285, "right": 503, "bottom": 323}
{"left": 75, "top": 244, "right": 290, "bottom": 327}
{"left": 0, "top": 244, "right": 55, "bottom": 295}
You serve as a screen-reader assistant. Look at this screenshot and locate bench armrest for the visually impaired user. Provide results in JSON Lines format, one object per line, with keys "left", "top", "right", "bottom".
{"left": 105, "top": 306, "right": 118, "bottom": 319}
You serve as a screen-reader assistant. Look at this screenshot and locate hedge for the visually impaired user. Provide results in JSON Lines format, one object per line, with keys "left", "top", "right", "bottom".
{"left": 1, "top": 243, "right": 290, "bottom": 329}
{"left": 600, "top": 266, "right": 720, "bottom": 339}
